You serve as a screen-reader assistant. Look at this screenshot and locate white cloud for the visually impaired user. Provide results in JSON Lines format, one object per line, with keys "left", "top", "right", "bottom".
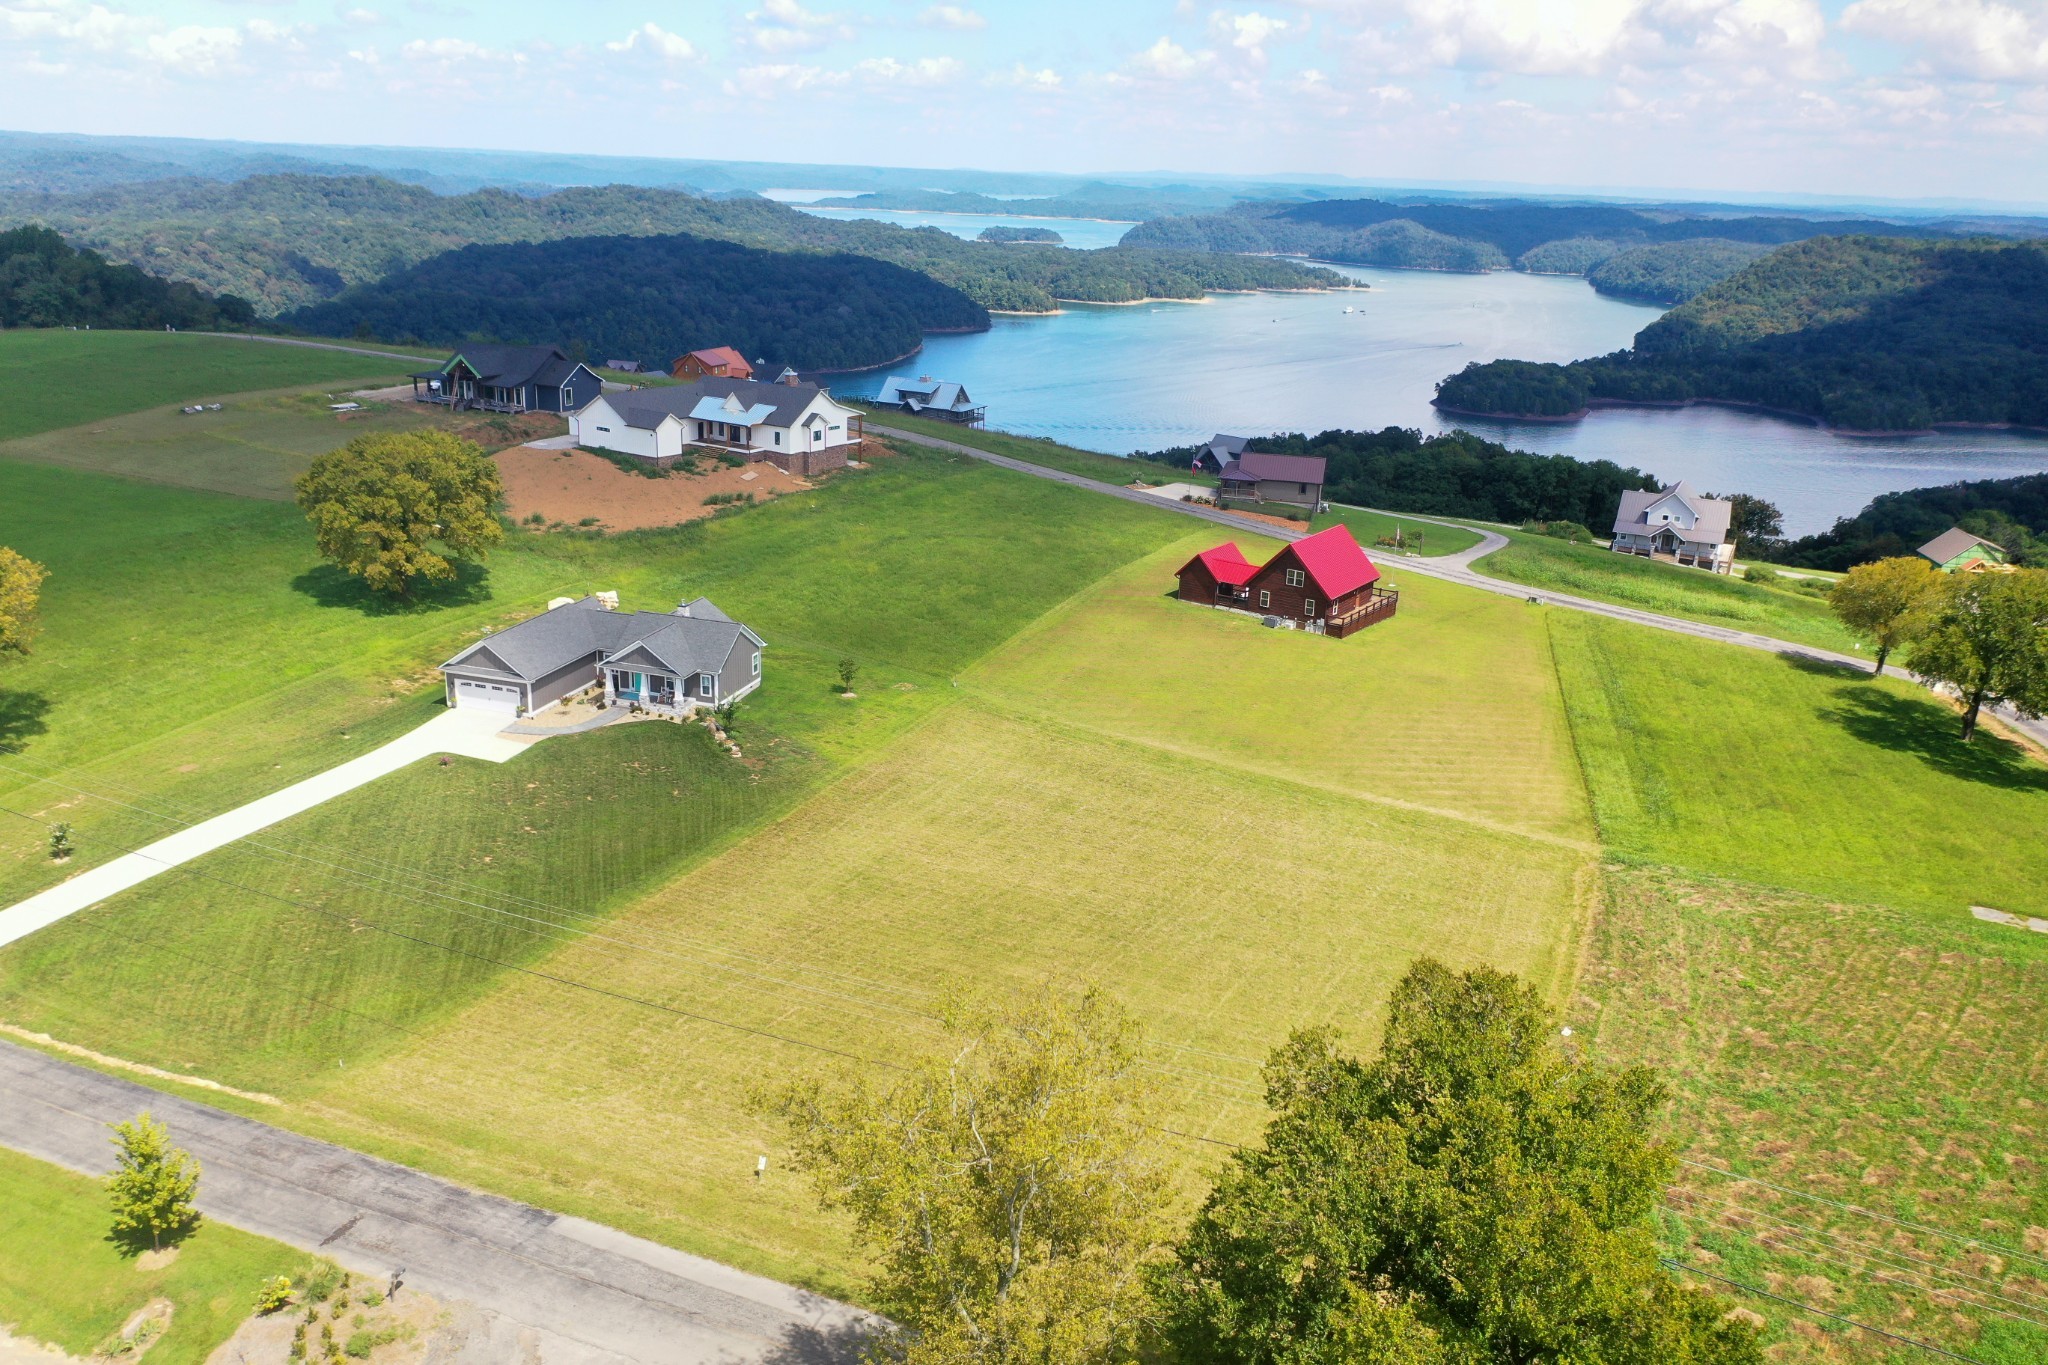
{"left": 607, "top": 22, "right": 697, "bottom": 61}
{"left": 400, "top": 36, "right": 526, "bottom": 65}
{"left": 725, "top": 61, "right": 849, "bottom": 93}
{"left": 920, "top": 4, "right": 986, "bottom": 30}
{"left": 1841, "top": 0, "right": 2048, "bottom": 81}
{"left": 856, "top": 54, "right": 963, "bottom": 84}
{"left": 742, "top": 0, "right": 857, "bottom": 54}
{"left": 990, "top": 61, "right": 1062, "bottom": 89}
{"left": 0, "top": 2, "right": 155, "bottom": 52}
{"left": 1126, "top": 36, "right": 1215, "bottom": 80}
{"left": 145, "top": 25, "right": 241, "bottom": 75}
{"left": 341, "top": 8, "right": 381, "bottom": 23}
{"left": 1217, "top": 9, "right": 1292, "bottom": 52}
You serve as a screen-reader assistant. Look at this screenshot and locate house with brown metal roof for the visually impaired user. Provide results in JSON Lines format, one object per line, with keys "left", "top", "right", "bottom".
{"left": 1217, "top": 451, "right": 1327, "bottom": 509}
{"left": 671, "top": 346, "right": 754, "bottom": 381}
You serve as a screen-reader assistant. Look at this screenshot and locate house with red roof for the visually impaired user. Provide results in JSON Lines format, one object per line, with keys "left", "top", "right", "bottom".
{"left": 1174, "top": 524, "right": 1397, "bottom": 637}
{"left": 671, "top": 346, "right": 754, "bottom": 382}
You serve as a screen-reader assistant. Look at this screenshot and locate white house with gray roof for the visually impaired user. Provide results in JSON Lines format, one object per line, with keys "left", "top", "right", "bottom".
{"left": 570, "top": 376, "right": 863, "bottom": 477}
{"left": 440, "top": 595, "right": 764, "bottom": 717}
{"left": 1609, "top": 482, "right": 1735, "bottom": 574}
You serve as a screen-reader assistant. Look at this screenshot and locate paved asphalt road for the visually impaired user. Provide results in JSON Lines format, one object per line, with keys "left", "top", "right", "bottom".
{"left": 0, "top": 1042, "right": 872, "bottom": 1364}
{"left": 867, "top": 420, "right": 2048, "bottom": 751}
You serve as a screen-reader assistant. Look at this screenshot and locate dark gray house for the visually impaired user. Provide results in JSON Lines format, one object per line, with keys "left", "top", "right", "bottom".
{"left": 1193, "top": 434, "right": 1250, "bottom": 473}
{"left": 440, "top": 595, "right": 764, "bottom": 717}
{"left": 410, "top": 344, "right": 605, "bottom": 414}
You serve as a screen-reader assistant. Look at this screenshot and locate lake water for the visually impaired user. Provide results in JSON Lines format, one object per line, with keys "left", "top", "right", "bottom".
{"left": 792, "top": 205, "right": 1135, "bottom": 250}
{"left": 830, "top": 263, "right": 2048, "bottom": 535}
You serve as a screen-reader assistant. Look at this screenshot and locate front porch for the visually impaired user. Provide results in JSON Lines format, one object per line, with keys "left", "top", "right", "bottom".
{"left": 605, "top": 666, "right": 713, "bottom": 715}
{"left": 1609, "top": 537, "right": 1733, "bottom": 574}
{"left": 1325, "top": 587, "right": 1400, "bottom": 637}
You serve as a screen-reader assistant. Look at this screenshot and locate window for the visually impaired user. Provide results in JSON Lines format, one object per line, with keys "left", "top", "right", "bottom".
{"left": 1304, "top": 599, "right": 1316, "bottom": 616}
{"left": 774, "top": 431, "right": 782, "bottom": 445}
{"left": 751, "top": 651, "right": 761, "bottom": 677}
{"left": 1285, "top": 568, "right": 1305, "bottom": 588}
{"left": 595, "top": 425, "right": 611, "bottom": 433}
{"left": 1259, "top": 589, "right": 1271, "bottom": 608}
{"left": 700, "top": 674, "right": 714, "bottom": 697}
{"left": 1299, "top": 483, "right": 1308, "bottom": 494}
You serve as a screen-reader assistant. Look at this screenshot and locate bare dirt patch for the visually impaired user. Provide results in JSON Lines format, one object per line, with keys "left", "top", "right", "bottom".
{"left": 495, "top": 445, "right": 813, "bottom": 531}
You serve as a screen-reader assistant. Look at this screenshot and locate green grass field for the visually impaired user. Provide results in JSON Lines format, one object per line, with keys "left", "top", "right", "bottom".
{"left": 1547, "top": 609, "right": 2048, "bottom": 920}
{"left": 968, "top": 536, "right": 1590, "bottom": 843}
{"left": 0, "top": 332, "right": 413, "bottom": 443}
{"left": 5, "top": 351, "right": 2047, "bottom": 1354}
{"left": 0, "top": 1144, "right": 311, "bottom": 1364}
{"left": 1476, "top": 529, "right": 1858, "bottom": 653}
{"left": 1585, "top": 868, "right": 2048, "bottom": 1363}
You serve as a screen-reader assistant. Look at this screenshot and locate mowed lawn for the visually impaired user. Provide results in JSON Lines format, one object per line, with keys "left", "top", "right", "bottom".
{"left": 1586, "top": 868, "right": 2048, "bottom": 1364}
{"left": 0, "top": 386, "right": 445, "bottom": 500}
{"left": 0, "top": 331, "right": 412, "bottom": 442}
{"left": 0, "top": 444, "right": 1182, "bottom": 905}
{"left": 1549, "top": 609, "right": 2048, "bottom": 919}
{"left": 967, "top": 537, "right": 1593, "bottom": 844}
{"left": 1477, "top": 529, "right": 1857, "bottom": 653}
{"left": 299, "top": 700, "right": 1591, "bottom": 1291}
{"left": 0, "top": 1145, "right": 313, "bottom": 1365}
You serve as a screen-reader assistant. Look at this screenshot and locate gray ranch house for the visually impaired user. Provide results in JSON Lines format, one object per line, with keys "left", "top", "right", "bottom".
{"left": 1609, "top": 482, "right": 1735, "bottom": 573}
{"left": 440, "top": 595, "right": 764, "bottom": 717}
{"left": 409, "top": 343, "right": 605, "bottom": 415}
{"left": 1217, "top": 451, "right": 1328, "bottom": 510}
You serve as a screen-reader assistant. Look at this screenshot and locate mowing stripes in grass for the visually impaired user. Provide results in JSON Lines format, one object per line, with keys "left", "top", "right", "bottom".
{"left": 1547, "top": 609, "right": 2048, "bottom": 919}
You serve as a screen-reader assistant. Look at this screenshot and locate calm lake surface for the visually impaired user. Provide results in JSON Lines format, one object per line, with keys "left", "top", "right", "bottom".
{"left": 829, "top": 263, "right": 2048, "bottom": 535}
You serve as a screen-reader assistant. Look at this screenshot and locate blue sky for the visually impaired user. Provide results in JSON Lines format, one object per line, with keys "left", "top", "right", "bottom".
{"left": 3, "top": 0, "right": 2046, "bottom": 203}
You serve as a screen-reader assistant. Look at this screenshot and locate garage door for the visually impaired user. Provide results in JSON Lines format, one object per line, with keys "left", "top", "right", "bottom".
{"left": 453, "top": 679, "right": 521, "bottom": 714}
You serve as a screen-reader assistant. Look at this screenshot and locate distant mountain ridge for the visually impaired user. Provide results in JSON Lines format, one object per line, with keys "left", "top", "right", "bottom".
{"left": 1432, "top": 235, "right": 2048, "bottom": 432}
{"left": 283, "top": 233, "right": 988, "bottom": 373}
{"left": 1121, "top": 197, "right": 1972, "bottom": 301}
{"left": 0, "top": 172, "right": 1346, "bottom": 315}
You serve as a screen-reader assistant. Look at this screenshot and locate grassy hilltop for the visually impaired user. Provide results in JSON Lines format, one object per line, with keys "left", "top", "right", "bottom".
{"left": 0, "top": 331, "right": 2043, "bottom": 1360}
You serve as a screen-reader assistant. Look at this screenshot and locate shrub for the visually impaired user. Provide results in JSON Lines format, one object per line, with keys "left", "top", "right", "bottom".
{"left": 255, "top": 1275, "right": 295, "bottom": 1314}
{"left": 1742, "top": 565, "right": 1778, "bottom": 584}
{"left": 1522, "top": 519, "right": 1597, "bottom": 544}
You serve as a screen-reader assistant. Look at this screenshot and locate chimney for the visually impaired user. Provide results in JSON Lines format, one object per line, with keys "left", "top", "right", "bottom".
{"left": 675, "top": 598, "right": 693, "bottom": 617}
{"left": 595, "top": 590, "right": 619, "bottom": 611}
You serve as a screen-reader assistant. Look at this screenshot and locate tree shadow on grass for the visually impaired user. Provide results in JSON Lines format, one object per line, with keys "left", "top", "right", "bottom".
{"left": 1816, "top": 679, "right": 2048, "bottom": 794}
{"left": 290, "top": 561, "right": 492, "bottom": 617}
{"left": 0, "top": 690, "right": 51, "bottom": 754}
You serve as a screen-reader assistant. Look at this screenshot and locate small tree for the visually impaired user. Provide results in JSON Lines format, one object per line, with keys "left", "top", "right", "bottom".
{"left": 48, "top": 822, "right": 73, "bottom": 861}
{"left": 759, "top": 981, "right": 1173, "bottom": 1364}
{"left": 0, "top": 546, "right": 48, "bottom": 657}
{"left": 1157, "top": 959, "right": 1763, "bottom": 1365}
{"left": 1909, "top": 568, "right": 2048, "bottom": 741}
{"left": 294, "top": 431, "right": 503, "bottom": 597}
{"left": 106, "top": 1112, "right": 201, "bottom": 1253}
{"left": 837, "top": 657, "right": 860, "bottom": 693}
{"left": 1829, "top": 555, "right": 1940, "bottom": 675}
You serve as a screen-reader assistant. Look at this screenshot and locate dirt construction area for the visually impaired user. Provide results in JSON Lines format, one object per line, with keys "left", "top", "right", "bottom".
{"left": 494, "top": 445, "right": 815, "bottom": 531}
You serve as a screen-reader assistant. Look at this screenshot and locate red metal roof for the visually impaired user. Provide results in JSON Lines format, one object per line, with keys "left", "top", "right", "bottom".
{"left": 1184, "top": 543, "right": 1259, "bottom": 586}
{"left": 1285, "top": 524, "right": 1380, "bottom": 598}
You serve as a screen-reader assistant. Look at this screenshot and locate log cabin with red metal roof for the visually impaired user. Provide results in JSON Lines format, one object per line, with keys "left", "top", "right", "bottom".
{"left": 671, "top": 346, "right": 754, "bottom": 381}
{"left": 1174, "top": 525, "right": 1398, "bottom": 637}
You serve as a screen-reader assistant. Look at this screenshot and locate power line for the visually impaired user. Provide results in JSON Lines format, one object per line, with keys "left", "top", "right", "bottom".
{"left": 1662, "top": 1259, "right": 1986, "bottom": 1363}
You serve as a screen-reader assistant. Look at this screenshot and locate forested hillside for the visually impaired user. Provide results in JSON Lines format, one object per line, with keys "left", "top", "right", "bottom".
{"left": 0, "top": 174, "right": 1344, "bottom": 315}
{"left": 1773, "top": 471, "right": 2048, "bottom": 569}
{"left": 1435, "top": 236, "right": 2048, "bottom": 431}
{"left": 1121, "top": 196, "right": 1948, "bottom": 282}
{"left": 0, "top": 223, "right": 254, "bottom": 329}
{"left": 1584, "top": 239, "right": 1775, "bottom": 303}
{"left": 284, "top": 233, "right": 986, "bottom": 372}
{"left": 1140, "top": 426, "right": 1657, "bottom": 527}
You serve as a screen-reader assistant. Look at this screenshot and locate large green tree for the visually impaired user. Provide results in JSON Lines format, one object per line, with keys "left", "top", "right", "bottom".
{"left": 1908, "top": 568, "right": 2048, "bottom": 741}
{"left": 0, "top": 546, "right": 46, "bottom": 657}
{"left": 760, "top": 981, "right": 1174, "bottom": 1365}
{"left": 1157, "top": 959, "right": 1762, "bottom": 1365}
{"left": 294, "top": 430, "right": 503, "bottom": 597}
{"left": 106, "top": 1112, "right": 201, "bottom": 1254}
{"left": 1828, "top": 555, "right": 1941, "bottom": 675}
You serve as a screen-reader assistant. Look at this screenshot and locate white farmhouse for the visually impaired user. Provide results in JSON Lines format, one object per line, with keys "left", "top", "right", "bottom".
{"left": 1609, "top": 482, "right": 1736, "bottom": 574}
{"left": 571, "top": 376, "right": 864, "bottom": 477}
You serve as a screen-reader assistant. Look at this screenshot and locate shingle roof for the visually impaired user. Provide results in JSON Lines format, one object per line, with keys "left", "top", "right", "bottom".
{"left": 877, "top": 376, "right": 977, "bottom": 412}
{"left": 1284, "top": 524, "right": 1380, "bottom": 598}
{"left": 1207, "top": 434, "right": 1250, "bottom": 456}
{"left": 1611, "top": 483, "right": 1732, "bottom": 545}
{"left": 683, "top": 346, "right": 751, "bottom": 373}
{"left": 1183, "top": 542, "right": 1259, "bottom": 586}
{"left": 1918, "top": 527, "right": 2004, "bottom": 565}
{"left": 1224, "top": 452, "right": 1327, "bottom": 485}
{"left": 441, "top": 596, "right": 763, "bottom": 681}
{"left": 606, "top": 378, "right": 831, "bottom": 431}
{"left": 445, "top": 344, "right": 571, "bottom": 388}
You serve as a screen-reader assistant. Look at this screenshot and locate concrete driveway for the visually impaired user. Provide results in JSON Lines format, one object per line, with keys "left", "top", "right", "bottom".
{"left": 0, "top": 710, "right": 533, "bottom": 951}
{"left": 0, "top": 1041, "right": 873, "bottom": 1364}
